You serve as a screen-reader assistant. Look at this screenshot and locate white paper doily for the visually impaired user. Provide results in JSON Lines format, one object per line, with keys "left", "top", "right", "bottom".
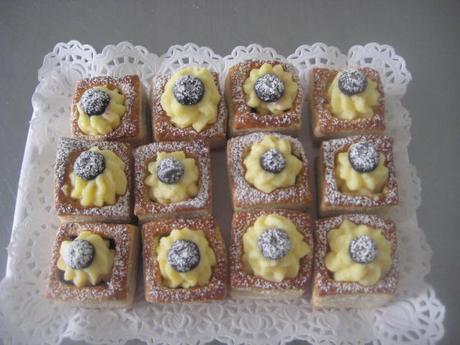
{"left": 0, "top": 41, "right": 445, "bottom": 345}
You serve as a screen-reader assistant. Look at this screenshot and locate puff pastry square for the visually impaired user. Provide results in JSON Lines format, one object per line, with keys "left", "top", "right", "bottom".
{"left": 45, "top": 222, "right": 140, "bottom": 308}
{"left": 317, "top": 135, "right": 398, "bottom": 216}
{"left": 312, "top": 214, "right": 398, "bottom": 308}
{"left": 151, "top": 71, "right": 227, "bottom": 149}
{"left": 309, "top": 67, "right": 385, "bottom": 140}
{"left": 141, "top": 216, "right": 227, "bottom": 303}
{"left": 225, "top": 60, "right": 304, "bottom": 136}
{"left": 71, "top": 75, "right": 149, "bottom": 146}
{"left": 227, "top": 132, "right": 312, "bottom": 211}
{"left": 230, "top": 209, "right": 313, "bottom": 299}
{"left": 134, "top": 140, "right": 212, "bottom": 223}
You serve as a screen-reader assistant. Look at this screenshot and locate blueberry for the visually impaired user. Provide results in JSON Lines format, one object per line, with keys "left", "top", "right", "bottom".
{"left": 156, "top": 157, "right": 185, "bottom": 184}
{"left": 73, "top": 150, "right": 106, "bottom": 180}
{"left": 260, "top": 149, "right": 286, "bottom": 174}
{"left": 167, "top": 239, "right": 201, "bottom": 273}
{"left": 173, "top": 75, "right": 205, "bottom": 105}
{"left": 254, "top": 73, "right": 285, "bottom": 102}
{"left": 80, "top": 88, "right": 111, "bottom": 116}
{"left": 258, "top": 228, "right": 291, "bottom": 260}
{"left": 348, "top": 142, "right": 380, "bottom": 173}
{"left": 63, "top": 239, "right": 95, "bottom": 270}
{"left": 349, "top": 235, "right": 378, "bottom": 264}
{"left": 338, "top": 69, "right": 368, "bottom": 96}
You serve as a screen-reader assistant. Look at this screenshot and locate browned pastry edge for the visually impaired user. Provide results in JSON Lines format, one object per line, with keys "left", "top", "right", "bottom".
{"left": 151, "top": 72, "right": 227, "bottom": 149}
{"left": 45, "top": 223, "right": 139, "bottom": 308}
{"left": 309, "top": 67, "right": 385, "bottom": 141}
{"left": 70, "top": 75, "right": 149, "bottom": 146}
{"left": 318, "top": 135, "right": 399, "bottom": 216}
{"left": 55, "top": 137, "right": 134, "bottom": 223}
{"left": 134, "top": 140, "right": 212, "bottom": 223}
{"left": 230, "top": 209, "right": 313, "bottom": 297}
{"left": 312, "top": 214, "right": 398, "bottom": 308}
{"left": 142, "top": 216, "right": 227, "bottom": 303}
{"left": 227, "top": 132, "right": 312, "bottom": 210}
{"left": 225, "top": 60, "right": 303, "bottom": 136}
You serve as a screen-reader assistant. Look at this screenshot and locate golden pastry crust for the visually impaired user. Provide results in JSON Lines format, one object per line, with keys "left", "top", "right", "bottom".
{"left": 312, "top": 214, "right": 398, "bottom": 309}
{"left": 318, "top": 135, "right": 398, "bottom": 216}
{"left": 45, "top": 222, "right": 140, "bottom": 308}
{"left": 134, "top": 140, "right": 212, "bottom": 223}
{"left": 151, "top": 72, "right": 227, "bottom": 149}
{"left": 309, "top": 68, "right": 385, "bottom": 140}
{"left": 71, "top": 75, "right": 149, "bottom": 146}
{"left": 226, "top": 60, "right": 304, "bottom": 136}
{"left": 141, "top": 216, "right": 227, "bottom": 303}
{"left": 230, "top": 209, "right": 313, "bottom": 299}
{"left": 54, "top": 138, "right": 134, "bottom": 223}
{"left": 227, "top": 132, "right": 312, "bottom": 211}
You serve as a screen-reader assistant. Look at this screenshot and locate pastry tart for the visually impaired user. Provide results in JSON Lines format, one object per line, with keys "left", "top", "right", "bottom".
{"left": 55, "top": 137, "right": 133, "bottom": 223}
{"left": 151, "top": 66, "right": 227, "bottom": 149}
{"left": 141, "top": 216, "right": 227, "bottom": 303}
{"left": 134, "top": 140, "right": 212, "bottom": 223}
{"left": 45, "top": 222, "right": 140, "bottom": 308}
{"left": 225, "top": 60, "right": 304, "bottom": 136}
{"left": 317, "top": 135, "right": 398, "bottom": 216}
{"left": 227, "top": 132, "right": 312, "bottom": 210}
{"left": 312, "top": 214, "right": 398, "bottom": 308}
{"left": 230, "top": 209, "right": 313, "bottom": 299}
{"left": 309, "top": 67, "right": 385, "bottom": 140}
{"left": 71, "top": 75, "right": 149, "bottom": 146}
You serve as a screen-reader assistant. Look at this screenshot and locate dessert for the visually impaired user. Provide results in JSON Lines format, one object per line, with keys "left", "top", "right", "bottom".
{"left": 151, "top": 66, "right": 227, "bottom": 149}
{"left": 318, "top": 135, "right": 398, "bottom": 216}
{"left": 142, "top": 216, "right": 227, "bottom": 303}
{"left": 312, "top": 214, "right": 398, "bottom": 308}
{"left": 230, "top": 209, "right": 313, "bottom": 299}
{"left": 227, "top": 132, "right": 312, "bottom": 210}
{"left": 45, "top": 222, "right": 140, "bottom": 308}
{"left": 134, "top": 140, "right": 212, "bottom": 223}
{"left": 309, "top": 67, "right": 385, "bottom": 140}
{"left": 226, "top": 60, "right": 304, "bottom": 136}
{"left": 71, "top": 75, "right": 149, "bottom": 146}
{"left": 55, "top": 137, "right": 133, "bottom": 223}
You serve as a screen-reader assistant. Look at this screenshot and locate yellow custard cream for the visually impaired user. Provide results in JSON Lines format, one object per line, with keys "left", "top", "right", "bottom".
{"left": 325, "top": 219, "right": 392, "bottom": 286}
{"left": 69, "top": 148, "right": 127, "bottom": 207}
{"left": 160, "top": 67, "right": 221, "bottom": 132}
{"left": 242, "top": 214, "right": 310, "bottom": 282}
{"left": 77, "top": 86, "right": 126, "bottom": 135}
{"left": 243, "top": 63, "right": 298, "bottom": 115}
{"left": 327, "top": 72, "right": 379, "bottom": 120}
{"left": 336, "top": 151, "right": 388, "bottom": 195}
{"left": 244, "top": 135, "right": 302, "bottom": 193}
{"left": 57, "top": 231, "right": 115, "bottom": 288}
{"left": 156, "top": 228, "right": 216, "bottom": 288}
{"left": 144, "top": 151, "right": 199, "bottom": 204}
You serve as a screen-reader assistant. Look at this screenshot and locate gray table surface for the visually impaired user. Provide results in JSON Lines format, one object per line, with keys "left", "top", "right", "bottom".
{"left": 1, "top": 1, "right": 459, "bottom": 344}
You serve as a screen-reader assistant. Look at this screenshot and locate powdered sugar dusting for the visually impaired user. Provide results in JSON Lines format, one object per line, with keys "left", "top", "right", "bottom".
{"left": 314, "top": 214, "right": 398, "bottom": 296}
{"left": 227, "top": 132, "right": 312, "bottom": 209}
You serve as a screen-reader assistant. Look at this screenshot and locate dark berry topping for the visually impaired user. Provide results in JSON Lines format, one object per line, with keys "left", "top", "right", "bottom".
{"left": 254, "top": 73, "right": 285, "bottom": 102}
{"left": 167, "top": 239, "right": 201, "bottom": 273}
{"left": 260, "top": 148, "right": 286, "bottom": 174}
{"left": 258, "top": 228, "right": 292, "bottom": 260}
{"left": 79, "top": 88, "right": 111, "bottom": 116}
{"left": 349, "top": 235, "right": 378, "bottom": 264}
{"left": 63, "top": 239, "right": 95, "bottom": 270}
{"left": 156, "top": 157, "right": 185, "bottom": 184}
{"left": 73, "top": 150, "right": 106, "bottom": 180}
{"left": 173, "top": 75, "right": 205, "bottom": 105}
{"left": 338, "top": 69, "right": 368, "bottom": 96}
{"left": 348, "top": 142, "right": 380, "bottom": 173}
